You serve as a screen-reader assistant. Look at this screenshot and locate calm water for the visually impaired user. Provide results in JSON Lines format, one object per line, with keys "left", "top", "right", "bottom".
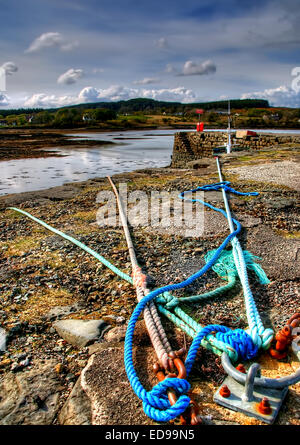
{"left": 0, "top": 129, "right": 181, "bottom": 196}
{"left": 0, "top": 128, "right": 299, "bottom": 196}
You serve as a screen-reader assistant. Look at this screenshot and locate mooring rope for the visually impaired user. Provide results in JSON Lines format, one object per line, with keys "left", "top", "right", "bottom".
{"left": 8, "top": 207, "right": 133, "bottom": 283}
{"left": 8, "top": 163, "right": 273, "bottom": 423}
{"left": 107, "top": 176, "right": 174, "bottom": 370}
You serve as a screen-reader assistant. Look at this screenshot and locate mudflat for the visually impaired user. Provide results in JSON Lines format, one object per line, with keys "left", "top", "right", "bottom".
{"left": 0, "top": 129, "right": 114, "bottom": 161}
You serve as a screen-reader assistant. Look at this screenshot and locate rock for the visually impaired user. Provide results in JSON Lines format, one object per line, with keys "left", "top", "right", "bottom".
{"left": 52, "top": 319, "right": 108, "bottom": 348}
{"left": 45, "top": 304, "right": 80, "bottom": 321}
{"left": 266, "top": 198, "right": 294, "bottom": 210}
{"left": 87, "top": 343, "right": 105, "bottom": 355}
{"left": 0, "top": 359, "right": 62, "bottom": 424}
{"left": 80, "top": 347, "right": 154, "bottom": 424}
{"left": 104, "top": 326, "right": 127, "bottom": 343}
{"left": 54, "top": 363, "right": 64, "bottom": 374}
{"left": 0, "top": 358, "right": 12, "bottom": 368}
{"left": 58, "top": 378, "right": 92, "bottom": 425}
{"left": 116, "top": 316, "right": 126, "bottom": 325}
{"left": 2, "top": 184, "right": 82, "bottom": 207}
{"left": 186, "top": 159, "right": 212, "bottom": 169}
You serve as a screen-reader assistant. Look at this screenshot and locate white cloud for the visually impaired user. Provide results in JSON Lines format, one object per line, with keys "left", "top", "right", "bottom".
{"left": 241, "top": 85, "right": 300, "bottom": 107}
{"left": 23, "top": 84, "right": 198, "bottom": 108}
{"left": 57, "top": 68, "right": 84, "bottom": 85}
{"left": 78, "top": 85, "right": 196, "bottom": 103}
{"left": 95, "top": 85, "right": 138, "bottom": 101}
{"left": 1, "top": 62, "right": 18, "bottom": 76}
{"left": 179, "top": 60, "right": 217, "bottom": 76}
{"left": 155, "top": 37, "right": 168, "bottom": 49}
{"left": 133, "top": 77, "right": 160, "bottom": 85}
{"left": 25, "top": 32, "right": 78, "bottom": 53}
{"left": 24, "top": 93, "right": 76, "bottom": 108}
{"left": 165, "top": 64, "right": 177, "bottom": 74}
{"left": 0, "top": 93, "right": 9, "bottom": 106}
{"left": 141, "top": 86, "right": 196, "bottom": 103}
{"left": 78, "top": 86, "right": 101, "bottom": 102}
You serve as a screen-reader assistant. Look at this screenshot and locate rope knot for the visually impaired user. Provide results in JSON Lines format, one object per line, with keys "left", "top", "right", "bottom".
{"left": 142, "top": 377, "right": 191, "bottom": 422}
{"left": 155, "top": 292, "right": 179, "bottom": 308}
{"left": 216, "top": 328, "right": 258, "bottom": 361}
{"left": 165, "top": 296, "right": 180, "bottom": 309}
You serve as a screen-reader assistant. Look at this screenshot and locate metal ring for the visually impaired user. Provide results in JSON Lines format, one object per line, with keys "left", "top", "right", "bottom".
{"left": 221, "top": 352, "right": 300, "bottom": 389}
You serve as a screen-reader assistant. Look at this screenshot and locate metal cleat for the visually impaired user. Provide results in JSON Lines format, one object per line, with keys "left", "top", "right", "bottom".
{"left": 213, "top": 352, "right": 300, "bottom": 424}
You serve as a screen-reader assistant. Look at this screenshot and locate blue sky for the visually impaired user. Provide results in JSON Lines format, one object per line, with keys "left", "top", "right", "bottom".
{"left": 0, "top": 0, "right": 299, "bottom": 108}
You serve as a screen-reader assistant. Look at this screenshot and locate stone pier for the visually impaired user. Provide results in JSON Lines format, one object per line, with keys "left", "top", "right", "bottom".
{"left": 171, "top": 131, "right": 300, "bottom": 168}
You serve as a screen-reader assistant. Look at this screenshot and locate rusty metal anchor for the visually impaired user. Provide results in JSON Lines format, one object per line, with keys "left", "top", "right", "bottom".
{"left": 269, "top": 313, "right": 300, "bottom": 359}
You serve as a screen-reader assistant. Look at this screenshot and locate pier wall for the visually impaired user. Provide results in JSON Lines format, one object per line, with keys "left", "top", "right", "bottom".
{"left": 171, "top": 131, "right": 300, "bottom": 168}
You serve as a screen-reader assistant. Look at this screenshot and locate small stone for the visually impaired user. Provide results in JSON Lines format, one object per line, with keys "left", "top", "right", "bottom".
{"left": 76, "top": 360, "right": 87, "bottom": 368}
{"left": 0, "top": 358, "right": 12, "bottom": 368}
{"left": 55, "top": 363, "right": 64, "bottom": 374}
{"left": 53, "top": 319, "right": 108, "bottom": 348}
{"left": 19, "top": 358, "right": 31, "bottom": 368}
{"left": 104, "top": 326, "right": 127, "bottom": 343}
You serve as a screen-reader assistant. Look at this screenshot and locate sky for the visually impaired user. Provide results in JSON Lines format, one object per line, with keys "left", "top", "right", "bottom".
{"left": 0, "top": 0, "right": 299, "bottom": 109}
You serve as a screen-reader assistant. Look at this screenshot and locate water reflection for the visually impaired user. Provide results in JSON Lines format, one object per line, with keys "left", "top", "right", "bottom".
{"left": 0, "top": 129, "right": 180, "bottom": 195}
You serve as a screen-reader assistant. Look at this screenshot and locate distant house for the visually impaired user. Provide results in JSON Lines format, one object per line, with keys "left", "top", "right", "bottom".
{"left": 0, "top": 119, "right": 7, "bottom": 126}
{"left": 270, "top": 113, "right": 280, "bottom": 121}
{"left": 82, "top": 114, "right": 93, "bottom": 122}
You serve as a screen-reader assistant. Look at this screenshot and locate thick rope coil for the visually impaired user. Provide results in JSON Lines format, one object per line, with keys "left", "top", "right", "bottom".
{"left": 185, "top": 324, "right": 258, "bottom": 375}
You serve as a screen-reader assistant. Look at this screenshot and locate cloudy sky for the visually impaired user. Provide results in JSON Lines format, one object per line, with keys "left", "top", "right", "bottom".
{"left": 0, "top": 0, "right": 299, "bottom": 108}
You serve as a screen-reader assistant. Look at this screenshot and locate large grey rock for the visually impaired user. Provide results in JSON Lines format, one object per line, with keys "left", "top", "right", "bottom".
{"left": 58, "top": 378, "right": 92, "bottom": 425}
{"left": 0, "top": 359, "right": 62, "bottom": 425}
{"left": 80, "top": 346, "right": 154, "bottom": 425}
{"left": 53, "top": 319, "right": 107, "bottom": 348}
{"left": 1, "top": 184, "right": 83, "bottom": 207}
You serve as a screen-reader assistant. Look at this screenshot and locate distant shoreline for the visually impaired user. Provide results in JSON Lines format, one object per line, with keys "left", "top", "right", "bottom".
{"left": 1, "top": 126, "right": 300, "bottom": 161}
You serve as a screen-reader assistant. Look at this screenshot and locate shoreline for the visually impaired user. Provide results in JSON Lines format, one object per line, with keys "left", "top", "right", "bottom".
{"left": 1, "top": 127, "right": 300, "bottom": 164}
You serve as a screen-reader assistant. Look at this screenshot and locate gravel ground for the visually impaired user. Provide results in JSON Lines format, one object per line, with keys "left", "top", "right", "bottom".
{"left": 0, "top": 146, "right": 299, "bottom": 425}
{"left": 227, "top": 159, "right": 300, "bottom": 191}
